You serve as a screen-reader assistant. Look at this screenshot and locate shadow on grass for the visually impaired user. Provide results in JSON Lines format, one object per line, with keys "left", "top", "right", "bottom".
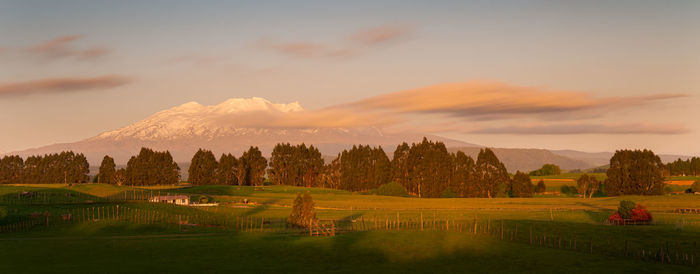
{"left": 0, "top": 230, "right": 694, "bottom": 273}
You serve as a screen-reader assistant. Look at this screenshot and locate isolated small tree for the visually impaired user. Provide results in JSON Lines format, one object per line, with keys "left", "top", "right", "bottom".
{"left": 535, "top": 180, "right": 546, "bottom": 193}
{"left": 587, "top": 177, "right": 600, "bottom": 198}
{"left": 287, "top": 192, "right": 316, "bottom": 228}
{"left": 577, "top": 174, "right": 601, "bottom": 198}
{"left": 618, "top": 200, "right": 636, "bottom": 219}
{"left": 529, "top": 164, "right": 561, "bottom": 176}
{"left": 511, "top": 171, "right": 534, "bottom": 197}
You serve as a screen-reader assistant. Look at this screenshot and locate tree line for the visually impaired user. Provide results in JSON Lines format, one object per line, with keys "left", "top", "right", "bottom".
{"left": 0, "top": 152, "right": 89, "bottom": 184}
{"left": 0, "top": 140, "right": 673, "bottom": 197}
{"left": 665, "top": 157, "right": 700, "bottom": 176}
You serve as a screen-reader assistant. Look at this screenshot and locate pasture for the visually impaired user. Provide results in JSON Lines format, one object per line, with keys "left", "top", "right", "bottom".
{"left": 0, "top": 183, "right": 699, "bottom": 273}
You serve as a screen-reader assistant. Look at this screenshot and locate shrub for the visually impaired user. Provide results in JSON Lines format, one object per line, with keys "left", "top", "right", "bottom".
{"left": 691, "top": 181, "right": 700, "bottom": 193}
{"left": 528, "top": 164, "right": 561, "bottom": 176}
{"left": 560, "top": 185, "right": 576, "bottom": 196}
{"left": 372, "top": 182, "right": 408, "bottom": 197}
{"left": 287, "top": 192, "right": 316, "bottom": 228}
{"left": 441, "top": 188, "right": 458, "bottom": 198}
{"left": 535, "top": 180, "right": 546, "bottom": 193}
{"left": 608, "top": 200, "right": 652, "bottom": 224}
{"left": 618, "top": 200, "right": 636, "bottom": 219}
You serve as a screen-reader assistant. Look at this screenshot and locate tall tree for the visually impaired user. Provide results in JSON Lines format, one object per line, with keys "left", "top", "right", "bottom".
{"left": 510, "top": 171, "right": 534, "bottom": 197}
{"left": 98, "top": 155, "right": 116, "bottom": 185}
{"left": 339, "top": 145, "right": 390, "bottom": 191}
{"left": 239, "top": 146, "right": 267, "bottom": 186}
{"left": 188, "top": 148, "right": 218, "bottom": 185}
{"left": 390, "top": 142, "right": 411, "bottom": 187}
{"left": 216, "top": 153, "right": 239, "bottom": 185}
{"left": 606, "top": 149, "right": 664, "bottom": 195}
{"left": 318, "top": 154, "right": 340, "bottom": 189}
{"left": 0, "top": 155, "right": 24, "bottom": 184}
{"left": 451, "top": 151, "right": 477, "bottom": 197}
{"left": 475, "top": 148, "right": 509, "bottom": 198}
{"left": 125, "top": 148, "right": 180, "bottom": 185}
{"left": 401, "top": 138, "right": 453, "bottom": 198}
{"left": 268, "top": 143, "right": 324, "bottom": 187}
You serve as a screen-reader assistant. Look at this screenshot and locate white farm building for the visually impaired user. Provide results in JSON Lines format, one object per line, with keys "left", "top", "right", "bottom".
{"left": 149, "top": 195, "right": 190, "bottom": 205}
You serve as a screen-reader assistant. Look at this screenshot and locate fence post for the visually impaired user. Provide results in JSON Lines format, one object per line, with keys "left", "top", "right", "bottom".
{"left": 420, "top": 211, "right": 424, "bottom": 231}
{"left": 500, "top": 220, "right": 504, "bottom": 240}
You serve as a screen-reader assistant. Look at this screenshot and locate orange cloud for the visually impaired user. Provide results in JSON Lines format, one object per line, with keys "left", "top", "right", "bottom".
{"left": 467, "top": 123, "right": 690, "bottom": 135}
{"left": 0, "top": 75, "right": 130, "bottom": 97}
{"left": 345, "top": 81, "right": 686, "bottom": 120}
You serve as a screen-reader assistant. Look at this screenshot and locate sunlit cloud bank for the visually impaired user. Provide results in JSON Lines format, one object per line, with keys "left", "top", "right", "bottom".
{"left": 467, "top": 123, "right": 689, "bottom": 135}
{"left": 345, "top": 81, "right": 685, "bottom": 120}
{"left": 336, "top": 81, "right": 689, "bottom": 135}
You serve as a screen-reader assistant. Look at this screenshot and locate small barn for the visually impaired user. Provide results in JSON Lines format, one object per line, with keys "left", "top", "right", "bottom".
{"left": 149, "top": 195, "right": 190, "bottom": 205}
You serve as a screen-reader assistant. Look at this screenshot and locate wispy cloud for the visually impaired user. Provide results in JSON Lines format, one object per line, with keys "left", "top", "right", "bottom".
{"left": 0, "top": 75, "right": 130, "bottom": 97}
{"left": 349, "top": 24, "right": 413, "bottom": 46}
{"left": 467, "top": 123, "right": 690, "bottom": 135}
{"left": 256, "top": 23, "right": 413, "bottom": 59}
{"left": 344, "top": 81, "right": 687, "bottom": 121}
{"left": 25, "top": 35, "right": 110, "bottom": 61}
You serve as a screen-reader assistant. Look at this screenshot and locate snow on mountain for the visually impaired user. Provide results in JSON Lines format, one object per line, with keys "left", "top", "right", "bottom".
{"left": 13, "top": 97, "right": 477, "bottom": 166}
{"left": 92, "top": 97, "right": 305, "bottom": 141}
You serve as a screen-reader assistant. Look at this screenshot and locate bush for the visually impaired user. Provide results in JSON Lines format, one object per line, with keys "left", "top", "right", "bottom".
{"left": 372, "top": 182, "right": 408, "bottom": 197}
{"left": 441, "top": 188, "right": 458, "bottom": 198}
{"left": 608, "top": 200, "right": 652, "bottom": 224}
{"left": 287, "top": 192, "right": 316, "bottom": 228}
{"left": 560, "top": 185, "right": 575, "bottom": 195}
{"left": 691, "top": 181, "right": 700, "bottom": 193}
{"left": 529, "top": 164, "right": 562, "bottom": 176}
{"left": 618, "top": 200, "right": 636, "bottom": 219}
{"left": 535, "top": 180, "right": 546, "bottom": 193}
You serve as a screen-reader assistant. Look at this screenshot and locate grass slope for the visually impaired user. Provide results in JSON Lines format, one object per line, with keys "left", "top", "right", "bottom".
{"left": 0, "top": 230, "right": 694, "bottom": 273}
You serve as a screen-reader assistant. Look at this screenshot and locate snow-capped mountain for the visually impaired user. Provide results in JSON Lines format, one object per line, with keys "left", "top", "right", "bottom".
{"left": 13, "top": 97, "right": 476, "bottom": 165}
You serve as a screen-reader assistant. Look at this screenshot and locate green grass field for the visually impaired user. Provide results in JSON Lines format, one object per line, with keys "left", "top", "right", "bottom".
{"left": 0, "top": 183, "right": 699, "bottom": 272}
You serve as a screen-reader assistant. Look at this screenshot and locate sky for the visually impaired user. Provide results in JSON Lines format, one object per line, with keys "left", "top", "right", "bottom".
{"left": 1, "top": 0, "right": 699, "bottom": 155}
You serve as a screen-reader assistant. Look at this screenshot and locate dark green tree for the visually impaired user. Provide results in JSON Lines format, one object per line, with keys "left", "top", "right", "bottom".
{"left": 451, "top": 151, "right": 477, "bottom": 197}
{"left": 239, "top": 146, "right": 267, "bottom": 186}
{"left": 98, "top": 155, "right": 116, "bottom": 185}
{"left": 287, "top": 192, "right": 316, "bottom": 228}
{"left": 339, "top": 145, "right": 390, "bottom": 191}
{"left": 0, "top": 155, "right": 23, "bottom": 184}
{"left": 125, "top": 148, "right": 180, "bottom": 185}
{"left": 402, "top": 138, "right": 453, "bottom": 198}
{"left": 535, "top": 180, "right": 546, "bottom": 193}
{"left": 268, "top": 143, "right": 323, "bottom": 187}
{"left": 528, "top": 164, "right": 562, "bottom": 176}
{"left": 188, "top": 149, "right": 218, "bottom": 185}
{"left": 216, "top": 153, "right": 238, "bottom": 185}
{"left": 606, "top": 149, "right": 664, "bottom": 195}
{"left": 511, "top": 171, "right": 534, "bottom": 197}
{"left": 475, "top": 148, "right": 509, "bottom": 198}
